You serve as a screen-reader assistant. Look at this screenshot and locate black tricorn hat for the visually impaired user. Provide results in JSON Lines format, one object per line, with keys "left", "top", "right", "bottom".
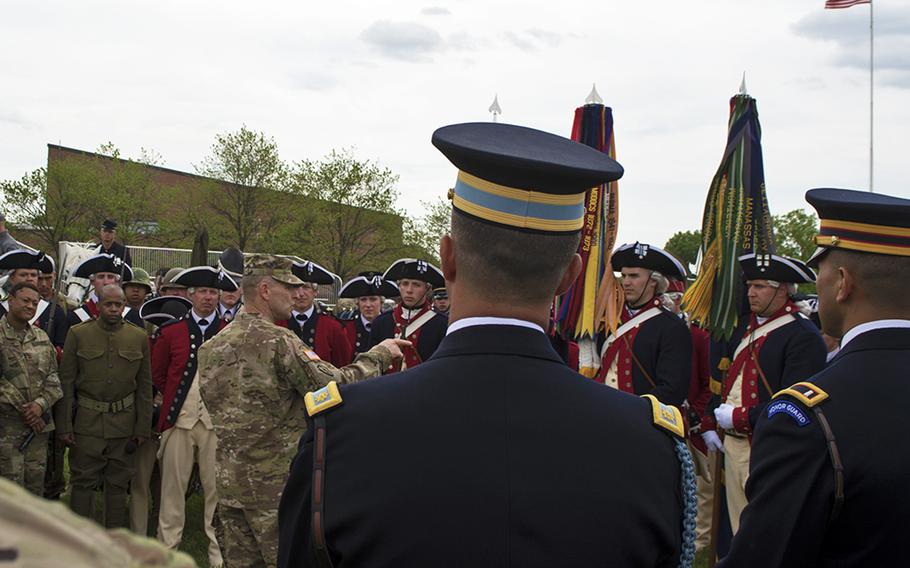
{"left": 339, "top": 273, "right": 400, "bottom": 299}
{"left": 611, "top": 243, "right": 687, "bottom": 281}
{"left": 739, "top": 253, "right": 816, "bottom": 284}
{"left": 291, "top": 260, "right": 337, "bottom": 285}
{"left": 101, "top": 219, "right": 118, "bottom": 231}
{"left": 172, "top": 266, "right": 239, "bottom": 292}
{"left": 383, "top": 258, "right": 445, "bottom": 288}
{"left": 218, "top": 247, "right": 244, "bottom": 279}
{"left": 140, "top": 296, "right": 193, "bottom": 327}
{"left": 0, "top": 249, "right": 45, "bottom": 271}
{"left": 433, "top": 288, "right": 448, "bottom": 300}
{"left": 72, "top": 253, "right": 133, "bottom": 281}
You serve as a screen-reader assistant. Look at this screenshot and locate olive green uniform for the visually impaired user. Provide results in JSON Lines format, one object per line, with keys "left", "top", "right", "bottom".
{"left": 56, "top": 317, "right": 152, "bottom": 528}
{"left": 0, "top": 316, "right": 62, "bottom": 495}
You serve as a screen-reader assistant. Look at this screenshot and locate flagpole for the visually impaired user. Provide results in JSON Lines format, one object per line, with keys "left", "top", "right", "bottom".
{"left": 869, "top": 0, "right": 874, "bottom": 192}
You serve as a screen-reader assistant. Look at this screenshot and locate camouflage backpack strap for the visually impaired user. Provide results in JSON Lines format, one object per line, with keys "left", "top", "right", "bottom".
{"left": 641, "top": 395, "right": 696, "bottom": 568}
{"left": 305, "top": 382, "right": 343, "bottom": 568}
{"left": 772, "top": 381, "right": 844, "bottom": 523}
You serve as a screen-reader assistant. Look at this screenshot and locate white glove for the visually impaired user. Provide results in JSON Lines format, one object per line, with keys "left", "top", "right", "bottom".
{"left": 701, "top": 430, "right": 725, "bottom": 453}
{"left": 714, "top": 403, "right": 735, "bottom": 430}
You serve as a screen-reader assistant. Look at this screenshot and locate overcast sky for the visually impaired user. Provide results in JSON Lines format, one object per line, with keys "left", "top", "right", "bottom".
{"left": 2, "top": 0, "right": 907, "bottom": 251}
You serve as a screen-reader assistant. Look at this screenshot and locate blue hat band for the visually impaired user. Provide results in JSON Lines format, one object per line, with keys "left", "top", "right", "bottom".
{"left": 452, "top": 171, "right": 586, "bottom": 232}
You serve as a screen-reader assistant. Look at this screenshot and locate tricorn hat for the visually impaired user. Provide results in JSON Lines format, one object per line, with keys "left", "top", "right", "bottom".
{"left": 0, "top": 249, "right": 45, "bottom": 271}
{"left": 611, "top": 243, "right": 687, "bottom": 281}
{"left": 72, "top": 253, "right": 133, "bottom": 281}
{"left": 382, "top": 258, "right": 445, "bottom": 288}
{"left": 291, "top": 260, "right": 337, "bottom": 286}
{"left": 339, "top": 272, "right": 399, "bottom": 299}
{"left": 172, "top": 266, "right": 239, "bottom": 292}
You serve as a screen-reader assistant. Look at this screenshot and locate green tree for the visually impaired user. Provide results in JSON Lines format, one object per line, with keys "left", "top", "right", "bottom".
{"left": 772, "top": 208, "right": 818, "bottom": 260}
{"left": 289, "top": 149, "right": 405, "bottom": 278}
{"left": 664, "top": 230, "right": 702, "bottom": 269}
{"left": 90, "top": 143, "right": 180, "bottom": 247}
{"left": 403, "top": 197, "right": 451, "bottom": 263}
{"left": 194, "top": 126, "right": 290, "bottom": 249}
{"left": 1, "top": 164, "right": 97, "bottom": 253}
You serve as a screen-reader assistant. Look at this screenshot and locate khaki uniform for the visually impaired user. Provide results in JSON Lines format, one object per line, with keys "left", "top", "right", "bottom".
{"left": 56, "top": 317, "right": 152, "bottom": 528}
{"left": 0, "top": 476, "right": 197, "bottom": 567}
{"left": 0, "top": 316, "right": 62, "bottom": 495}
{"left": 157, "top": 375, "right": 221, "bottom": 566}
{"left": 198, "top": 310, "right": 392, "bottom": 567}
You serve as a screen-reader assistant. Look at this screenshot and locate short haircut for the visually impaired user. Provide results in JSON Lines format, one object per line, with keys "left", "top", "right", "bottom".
{"left": 242, "top": 274, "right": 268, "bottom": 297}
{"left": 827, "top": 249, "right": 910, "bottom": 310}
{"left": 452, "top": 212, "right": 580, "bottom": 304}
{"left": 10, "top": 282, "right": 39, "bottom": 297}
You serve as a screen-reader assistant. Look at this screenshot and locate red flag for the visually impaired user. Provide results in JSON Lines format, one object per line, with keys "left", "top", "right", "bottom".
{"left": 825, "top": 0, "right": 870, "bottom": 9}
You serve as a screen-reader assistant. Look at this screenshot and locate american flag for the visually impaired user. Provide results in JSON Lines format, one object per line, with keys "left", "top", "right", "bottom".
{"left": 825, "top": 0, "right": 871, "bottom": 9}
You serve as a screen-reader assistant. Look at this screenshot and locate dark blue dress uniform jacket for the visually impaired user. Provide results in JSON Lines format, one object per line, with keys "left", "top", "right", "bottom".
{"left": 719, "top": 326, "right": 910, "bottom": 567}
{"left": 278, "top": 324, "right": 685, "bottom": 568}
{"left": 367, "top": 309, "right": 448, "bottom": 364}
{"left": 708, "top": 312, "right": 827, "bottom": 430}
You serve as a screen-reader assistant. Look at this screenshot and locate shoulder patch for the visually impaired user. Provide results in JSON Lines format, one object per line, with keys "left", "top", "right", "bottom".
{"left": 767, "top": 400, "right": 812, "bottom": 427}
{"left": 305, "top": 381, "right": 343, "bottom": 417}
{"left": 772, "top": 381, "right": 829, "bottom": 407}
{"left": 641, "top": 394, "right": 685, "bottom": 439}
{"left": 301, "top": 345, "right": 321, "bottom": 362}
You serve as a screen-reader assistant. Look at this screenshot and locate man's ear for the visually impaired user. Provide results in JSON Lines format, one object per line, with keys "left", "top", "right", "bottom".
{"left": 440, "top": 235, "right": 456, "bottom": 284}
{"left": 555, "top": 253, "right": 583, "bottom": 296}
{"left": 836, "top": 266, "right": 854, "bottom": 304}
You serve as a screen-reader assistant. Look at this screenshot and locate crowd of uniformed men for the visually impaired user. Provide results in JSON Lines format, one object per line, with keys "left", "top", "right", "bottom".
{"left": 0, "top": 121, "right": 908, "bottom": 568}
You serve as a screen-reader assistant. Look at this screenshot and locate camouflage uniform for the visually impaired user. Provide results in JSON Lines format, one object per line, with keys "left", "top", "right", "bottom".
{"left": 198, "top": 255, "right": 393, "bottom": 568}
{"left": 0, "top": 476, "right": 197, "bottom": 567}
{"left": 0, "top": 315, "right": 62, "bottom": 496}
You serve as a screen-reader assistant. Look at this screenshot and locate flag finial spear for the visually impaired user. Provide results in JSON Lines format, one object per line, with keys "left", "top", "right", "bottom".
{"left": 585, "top": 83, "right": 603, "bottom": 105}
{"left": 739, "top": 72, "right": 748, "bottom": 95}
{"left": 488, "top": 94, "right": 502, "bottom": 122}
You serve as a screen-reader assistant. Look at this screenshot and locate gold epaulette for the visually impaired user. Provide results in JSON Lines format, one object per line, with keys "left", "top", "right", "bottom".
{"left": 709, "top": 377, "right": 722, "bottom": 395}
{"left": 641, "top": 394, "right": 685, "bottom": 439}
{"left": 772, "top": 381, "right": 829, "bottom": 407}
{"left": 305, "top": 381, "right": 343, "bottom": 417}
{"left": 718, "top": 357, "right": 731, "bottom": 372}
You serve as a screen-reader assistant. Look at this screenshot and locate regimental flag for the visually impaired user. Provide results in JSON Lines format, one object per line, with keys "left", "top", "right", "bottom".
{"left": 555, "top": 103, "right": 623, "bottom": 377}
{"left": 825, "top": 0, "right": 870, "bottom": 9}
{"left": 682, "top": 94, "right": 775, "bottom": 341}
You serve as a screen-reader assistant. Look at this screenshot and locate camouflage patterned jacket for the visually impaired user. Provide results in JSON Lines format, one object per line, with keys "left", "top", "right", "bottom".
{"left": 198, "top": 310, "right": 392, "bottom": 509}
{"left": 0, "top": 316, "right": 62, "bottom": 431}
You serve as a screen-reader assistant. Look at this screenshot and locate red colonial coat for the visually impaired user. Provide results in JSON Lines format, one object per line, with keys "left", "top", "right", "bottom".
{"left": 151, "top": 314, "right": 227, "bottom": 433}
{"left": 277, "top": 311, "right": 354, "bottom": 368}
{"left": 688, "top": 324, "right": 713, "bottom": 454}
{"left": 700, "top": 301, "right": 800, "bottom": 437}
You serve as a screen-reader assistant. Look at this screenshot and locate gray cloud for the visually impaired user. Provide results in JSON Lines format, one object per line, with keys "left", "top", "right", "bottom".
{"left": 420, "top": 6, "right": 450, "bottom": 16}
{"left": 792, "top": 6, "right": 910, "bottom": 86}
{"left": 0, "top": 110, "right": 34, "bottom": 129}
{"left": 286, "top": 69, "right": 340, "bottom": 92}
{"left": 360, "top": 20, "right": 443, "bottom": 62}
{"left": 503, "top": 28, "right": 573, "bottom": 52}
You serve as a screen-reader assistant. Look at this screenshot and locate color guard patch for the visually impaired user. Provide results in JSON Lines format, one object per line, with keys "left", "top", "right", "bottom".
{"left": 767, "top": 401, "right": 811, "bottom": 427}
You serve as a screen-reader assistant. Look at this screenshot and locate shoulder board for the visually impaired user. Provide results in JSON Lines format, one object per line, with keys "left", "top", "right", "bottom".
{"left": 71, "top": 320, "right": 94, "bottom": 330}
{"left": 772, "top": 381, "right": 829, "bottom": 407}
{"left": 641, "top": 394, "right": 685, "bottom": 439}
{"left": 305, "top": 381, "right": 343, "bottom": 417}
